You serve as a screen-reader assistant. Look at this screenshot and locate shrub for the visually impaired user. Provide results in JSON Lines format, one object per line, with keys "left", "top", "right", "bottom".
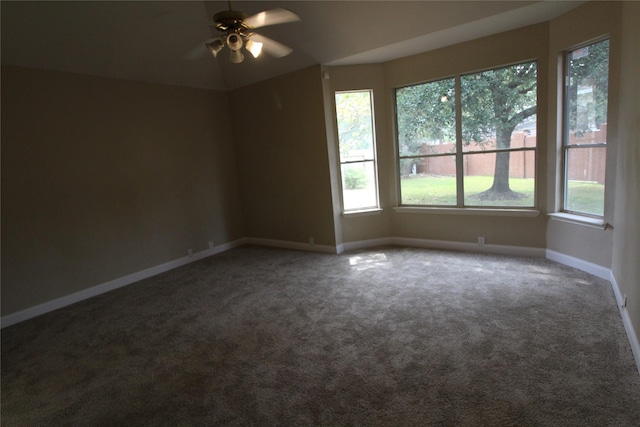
{"left": 344, "top": 167, "right": 368, "bottom": 190}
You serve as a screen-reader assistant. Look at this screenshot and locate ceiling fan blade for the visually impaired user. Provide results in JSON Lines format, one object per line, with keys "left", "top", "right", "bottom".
{"left": 250, "top": 34, "right": 293, "bottom": 58}
{"left": 184, "top": 38, "right": 216, "bottom": 60}
{"left": 244, "top": 8, "right": 300, "bottom": 29}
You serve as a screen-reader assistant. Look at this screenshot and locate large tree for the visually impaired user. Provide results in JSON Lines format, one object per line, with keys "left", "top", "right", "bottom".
{"left": 396, "top": 61, "right": 538, "bottom": 199}
{"left": 462, "top": 62, "right": 537, "bottom": 198}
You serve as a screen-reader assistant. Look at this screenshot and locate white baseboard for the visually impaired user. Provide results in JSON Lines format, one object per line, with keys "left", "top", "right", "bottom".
{"left": 609, "top": 272, "right": 640, "bottom": 376}
{"left": 342, "top": 237, "right": 393, "bottom": 252}
{"left": 247, "top": 237, "right": 338, "bottom": 254}
{"left": 393, "top": 237, "right": 546, "bottom": 257}
{"left": 545, "top": 249, "right": 610, "bottom": 280}
{"left": 341, "top": 236, "right": 545, "bottom": 258}
{"left": 0, "top": 239, "right": 247, "bottom": 329}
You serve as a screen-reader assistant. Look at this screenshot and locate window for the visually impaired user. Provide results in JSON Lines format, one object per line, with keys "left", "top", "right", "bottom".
{"left": 335, "top": 90, "right": 379, "bottom": 212}
{"left": 563, "top": 39, "right": 609, "bottom": 217}
{"left": 396, "top": 61, "right": 537, "bottom": 208}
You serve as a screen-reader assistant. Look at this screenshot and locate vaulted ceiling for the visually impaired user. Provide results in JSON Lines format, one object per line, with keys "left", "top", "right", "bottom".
{"left": 1, "top": 1, "right": 583, "bottom": 91}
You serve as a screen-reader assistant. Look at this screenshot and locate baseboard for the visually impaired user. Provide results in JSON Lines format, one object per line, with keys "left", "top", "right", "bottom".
{"left": 545, "top": 249, "right": 610, "bottom": 280}
{"left": 341, "top": 236, "right": 545, "bottom": 258}
{"left": 394, "top": 237, "right": 546, "bottom": 257}
{"left": 609, "top": 272, "right": 640, "bottom": 376}
{"left": 342, "top": 237, "right": 394, "bottom": 252}
{"left": 0, "top": 238, "right": 247, "bottom": 329}
{"left": 247, "top": 237, "right": 338, "bottom": 254}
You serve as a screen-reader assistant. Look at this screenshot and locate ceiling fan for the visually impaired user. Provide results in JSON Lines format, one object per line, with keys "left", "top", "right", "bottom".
{"left": 205, "top": 1, "right": 300, "bottom": 64}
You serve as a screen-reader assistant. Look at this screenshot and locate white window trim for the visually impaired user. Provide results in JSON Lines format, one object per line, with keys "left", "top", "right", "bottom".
{"left": 335, "top": 89, "right": 381, "bottom": 214}
{"left": 394, "top": 207, "right": 540, "bottom": 217}
{"left": 342, "top": 208, "right": 383, "bottom": 217}
{"left": 548, "top": 212, "right": 609, "bottom": 230}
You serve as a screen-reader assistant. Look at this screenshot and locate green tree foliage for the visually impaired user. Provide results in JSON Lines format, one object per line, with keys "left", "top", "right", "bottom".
{"left": 567, "top": 39, "right": 609, "bottom": 132}
{"left": 335, "top": 91, "right": 374, "bottom": 160}
{"left": 396, "top": 78, "right": 456, "bottom": 155}
{"left": 461, "top": 62, "right": 537, "bottom": 147}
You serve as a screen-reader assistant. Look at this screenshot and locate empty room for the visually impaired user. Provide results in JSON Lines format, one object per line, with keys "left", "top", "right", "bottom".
{"left": 2, "top": 1, "right": 639, "bottom": 424}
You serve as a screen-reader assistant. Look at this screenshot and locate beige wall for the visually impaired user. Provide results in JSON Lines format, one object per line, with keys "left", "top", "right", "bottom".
{"left": 612, "top": 1, "right": 640, "bottom": 352}
{"left": 546, "top": 1, "right": 622, "bottom": 267}
{"left": 1, "top": 66, "right": 244, "bottom": 315}
{"left": 228, "top": 66, "right": 336, "bottom": 247}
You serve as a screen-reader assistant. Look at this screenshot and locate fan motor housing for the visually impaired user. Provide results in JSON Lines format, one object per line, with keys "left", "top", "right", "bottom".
{"left": 214, "top": 10, "right": 250, "bottom": 32}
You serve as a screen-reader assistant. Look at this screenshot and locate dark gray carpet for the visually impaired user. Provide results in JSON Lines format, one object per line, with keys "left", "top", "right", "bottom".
{"left": 2, "top": 245, "right": 639, "bottom": 425}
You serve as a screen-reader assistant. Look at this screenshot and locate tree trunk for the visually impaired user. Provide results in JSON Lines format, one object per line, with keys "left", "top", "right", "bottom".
{"left": 489, "top": 127, "right": 514, "bottom": 193}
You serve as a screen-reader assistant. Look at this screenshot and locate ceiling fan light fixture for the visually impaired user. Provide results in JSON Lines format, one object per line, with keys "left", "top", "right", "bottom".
{"left": 229, "top": 49, "right": 244, "bottom": 64}
{"left": 206, "top": 39, "right": 225, "bottom": 58}
{"left": 227, "top": 33, "right": 243, "bottom": 51}
{"left": 246, "top": 39, "right": 263, "bottom": 58}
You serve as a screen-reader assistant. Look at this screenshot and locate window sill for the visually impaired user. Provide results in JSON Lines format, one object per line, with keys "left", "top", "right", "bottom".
{"left": 393, "top": 207, "right": 540, "bottom": 217}
{"left": 548, "top": 212, "right": 610, "bottom": 230}
{"left": 343, "top": 208, "right": 383, "bottom": 217}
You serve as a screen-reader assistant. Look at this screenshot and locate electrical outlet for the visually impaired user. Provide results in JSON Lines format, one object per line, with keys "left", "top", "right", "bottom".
{"left": 478, "top": 236, "right": 485, "bottom": 246}
{"left": 188, "top": 248, "right": 193, "bottom": 257}
{"left": 309, "top": 237, "right": 315, "bottom": 246}
{"left": 208, "top": 241, "right": 214, "bottom": 249}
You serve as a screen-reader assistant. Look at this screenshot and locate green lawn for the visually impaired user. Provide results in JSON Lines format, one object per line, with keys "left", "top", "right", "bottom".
{"left": 566, "top": 181, "right": 605, "bottom": 216}
{"left": 400, "top": 175, "right": 604, "bottom": 213}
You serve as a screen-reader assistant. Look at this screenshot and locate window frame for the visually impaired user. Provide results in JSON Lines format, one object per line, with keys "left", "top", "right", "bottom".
{"left": 560, "top": 38, "right": 610, "bottom": 219}
{"left": 395, "top": 76, "right": 459, "bottom": 208}
{"left": 334, "top": 89, "right": 381, "bottom": 214}
{"left": 394, "top": 60, "right": 539, "bottom": 211}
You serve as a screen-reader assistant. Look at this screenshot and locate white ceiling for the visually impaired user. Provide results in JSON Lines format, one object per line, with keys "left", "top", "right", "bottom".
{"left": 1, "top": 1, "right": 583, "bottom": 91}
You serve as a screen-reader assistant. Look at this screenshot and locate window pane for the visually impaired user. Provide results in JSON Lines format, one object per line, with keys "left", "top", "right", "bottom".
{"left": 565, "top": 146, "right": 606, "bottom": 216}
{"left": 463, "top": 151, "right": 535, "bottom": 207}
{"left": 342, "top": 161, "right": 377, "bottom": 210}
{"left": 396, "top": 78, "right": 456, "bottom": 156}
{"left": 566, "top": 40, "right": 609, "bottom": 146}
{"left": 335, "top": 91, "right": 375, "bottom": 162}
{"left": 400, "top": 156, "right": 457, "bottom": 206}
{"left": 461, "top": 62, "right": 537, "bottom": 152}
{"left": 336, "top": 90, "right": 379, "bottom": 212}
{"left": 563, "top": 39, "right": 609, "bottom": 217}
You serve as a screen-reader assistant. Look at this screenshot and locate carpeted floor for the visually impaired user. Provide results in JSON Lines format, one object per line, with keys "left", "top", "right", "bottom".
{"left": 2, "top": 245, "right": 640, "bottom": 425}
